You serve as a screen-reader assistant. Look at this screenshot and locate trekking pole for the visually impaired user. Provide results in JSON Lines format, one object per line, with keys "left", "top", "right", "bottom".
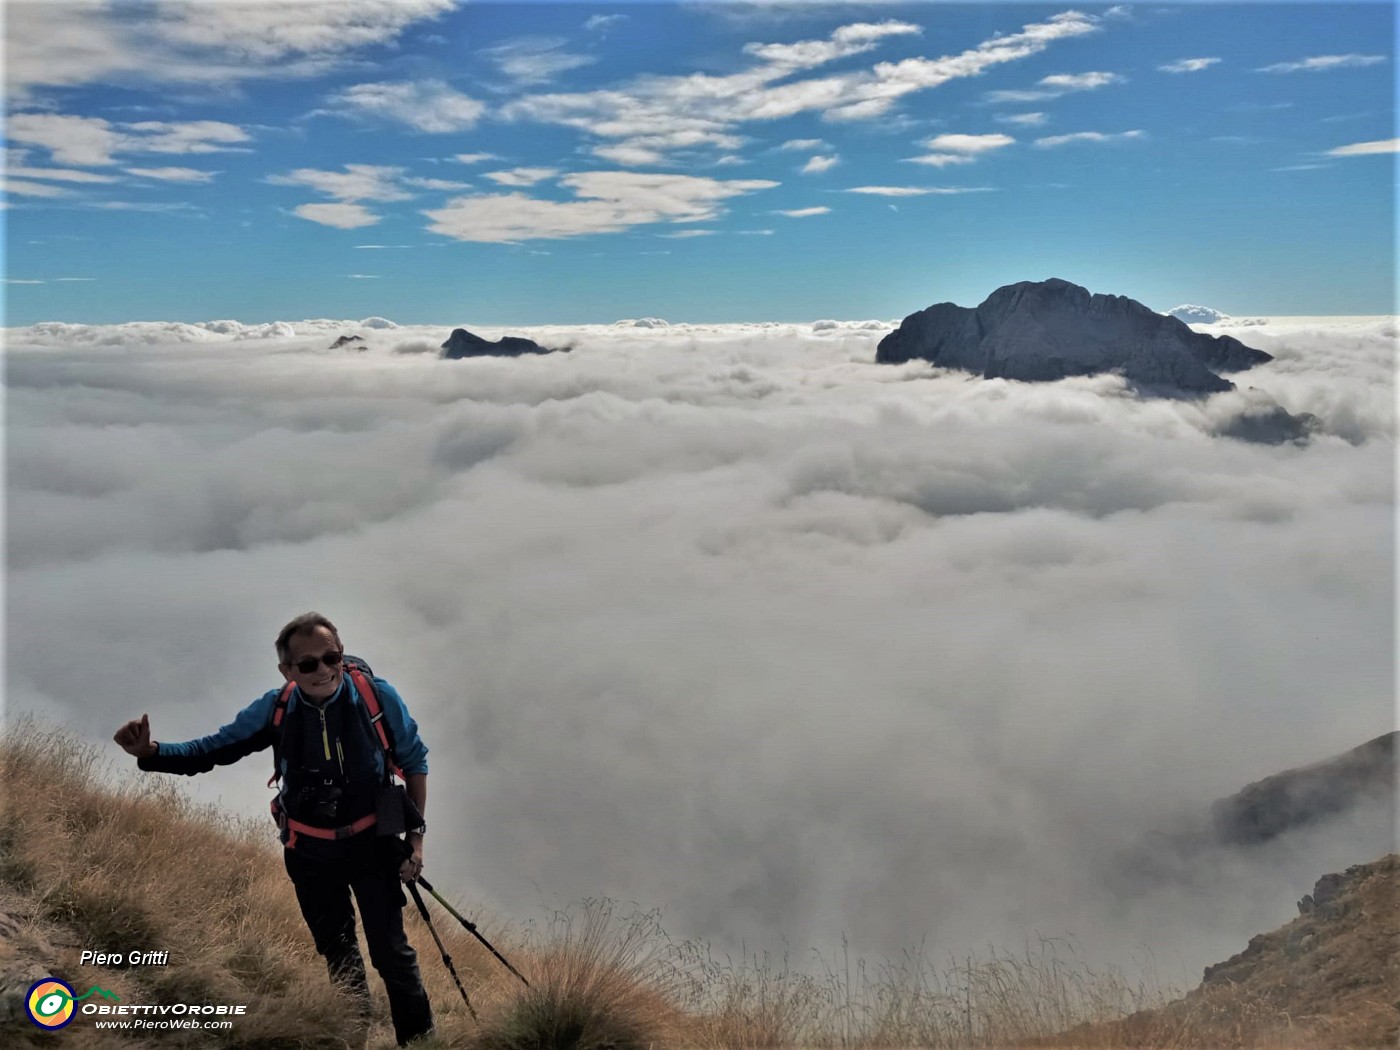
{"left": 406, "top": 880, "right": 479, "bottom": 1021}
{"left": 416, "top": 875, "right": 532, "bottom": 988}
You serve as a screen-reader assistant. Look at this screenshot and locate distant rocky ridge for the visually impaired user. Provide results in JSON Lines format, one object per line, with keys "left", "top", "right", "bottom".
{"left": 877, "top": 278, "right": 1271, "bottom": 396}
{"left": 440, "top": 327, "right": 565, "bottom": 359}
{"left": 1111, "top": 731, "right": 1395, "bottom": 892}
{"left": 1212, "top": 401, "right": 1320, "bottom": 445}
{"left": 329, "top": 334, "right": 365, "bottom": 349}
{"left": 1211, "top": 731, "right": 1395, "bottom": 847}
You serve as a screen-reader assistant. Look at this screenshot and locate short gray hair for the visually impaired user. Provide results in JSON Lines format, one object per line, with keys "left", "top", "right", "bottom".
{"left": 275, "top": 612, "right": 342, "bottom": 664}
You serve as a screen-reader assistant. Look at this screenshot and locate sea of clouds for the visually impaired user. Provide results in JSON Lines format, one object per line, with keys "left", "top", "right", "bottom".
{"left": 6, "top": 314, "right": 1394, "bottom": 989}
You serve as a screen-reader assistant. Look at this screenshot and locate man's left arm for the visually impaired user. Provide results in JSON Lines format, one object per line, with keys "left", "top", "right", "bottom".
{"left": 374, "top": 679, "right": 430, "bottom": 881}
{"left": 403, "top": 773, "right": 427, "bottom": 880}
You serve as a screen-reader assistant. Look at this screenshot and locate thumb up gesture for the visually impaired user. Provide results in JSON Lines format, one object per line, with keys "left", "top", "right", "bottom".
{"left": 114, "top": 714, "right": 157, "bottom": 759}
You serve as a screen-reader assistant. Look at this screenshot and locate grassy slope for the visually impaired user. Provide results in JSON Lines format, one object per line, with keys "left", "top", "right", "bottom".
{"left": 1, "top": 721, "right": 1393, "bottom": 1049}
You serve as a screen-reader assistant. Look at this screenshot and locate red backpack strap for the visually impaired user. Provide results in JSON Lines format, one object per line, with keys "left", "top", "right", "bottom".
{"left": 345, "top": 663, "right": 403, "bottom": 782}
{"left": 266, "top": 681, "right": 296, "bottom": 788}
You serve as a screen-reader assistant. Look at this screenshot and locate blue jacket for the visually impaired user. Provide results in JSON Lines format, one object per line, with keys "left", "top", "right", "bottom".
{"left": 138, "top": 675, "right": 429, "bottom": 794}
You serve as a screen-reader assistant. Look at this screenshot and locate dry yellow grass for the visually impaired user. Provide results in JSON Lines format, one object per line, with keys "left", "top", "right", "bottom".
{"left": 1, "top": 720, "right": 1392, "bottom": 1049}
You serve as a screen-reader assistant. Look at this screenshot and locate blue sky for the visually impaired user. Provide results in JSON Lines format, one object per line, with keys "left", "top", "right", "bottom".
{"left": 4, "top": 1, "right": 1395, "bottom": 325}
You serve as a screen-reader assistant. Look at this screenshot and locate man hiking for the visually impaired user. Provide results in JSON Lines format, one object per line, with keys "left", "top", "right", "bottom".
{"left": 114, "top": 613, "right": 434, "bottom": 1046}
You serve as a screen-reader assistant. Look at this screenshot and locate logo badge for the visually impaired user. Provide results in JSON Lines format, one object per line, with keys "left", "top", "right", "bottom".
{"left": 26, "top": 978, "right": 77, "bottom": 1029}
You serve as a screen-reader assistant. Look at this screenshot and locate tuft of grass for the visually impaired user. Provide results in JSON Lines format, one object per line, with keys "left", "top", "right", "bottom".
{"left": 466, "top": 899, "right": 683, "bottom": 1050}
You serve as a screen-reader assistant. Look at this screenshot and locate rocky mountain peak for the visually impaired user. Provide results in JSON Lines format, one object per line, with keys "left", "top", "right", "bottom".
{"left": 877, "top": 278, "right": 1272, "bottom": 396}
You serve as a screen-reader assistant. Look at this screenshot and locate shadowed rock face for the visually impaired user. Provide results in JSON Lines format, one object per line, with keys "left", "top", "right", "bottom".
{"left": 1211, "top": 732, "right": 1396, "bottom": 847}
{"left": 1214, "top": 402, "right": 1320, "bottom": 445}
{"left": 876, "top": 278, "right": 1272, "bottom": 396}
{"left": 440, "top": 328, "right": 561, "bottom": 359}
{"left": 1109, "top": 732, "right": 1396, "bottom": 892}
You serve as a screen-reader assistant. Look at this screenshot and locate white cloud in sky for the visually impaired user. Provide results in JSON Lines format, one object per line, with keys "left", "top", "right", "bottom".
{"left": 268, "top": 165, "right": 412, "bottom": 202}
{"left": 1034, "top": 129, "right": 1146, "bottom": 148}
{"left": 657, "top": 229, "right": 717, "bottom": 238}
{"left": 5, "top": 113, "right": 132, "bottom": 166}
{"left": 122, "top": 120, "right": 252, "bottom": 155}
{"left": 775, "top": 206, "right": 830, "bottom": 216}
{"left": 591, "top": 143, "right": 668, "bottom": 166}
{"left": 904, "top": 153, "right": 978, "bottom": 168}
{"left": 6, "top": 0, "right": 456, "bottom": 98}
{"left": 1325, "top": 138, "right": 1399, "bottom": 156}
{"left": 3, "top": 179, "right": 75, "bottom": 198}
{"left": 5, "top": 1, "right": 142, "bottom": 98}
{"left": 4, "top": 317, "right": 1392, "bottom": 995}
{"left": 453, "top": 153, "right": 500, "bottom": 165}
{"left": 423, "top": 172, "right": 778, "bottom": 242}
{"left": 292, "top": 202, "right": 381, "bottom": 228}
{"left": 505, "top": 11, "right": 1102, "bottom": 165}
{"left": 845, "top": 185, "right": 994, "bottom": 196}
{"left": 778, "top": 139, "right": 829, "bottom": 152}
{"left": 148, "top": 0, "right": 456, "bottom": 61}
{"left": 402, "top": 177, "right": 474, "bottom": 191}
{"left": 7, "top": 165, "right": 121, "bottom": 184}
{"left": 6, "top": 114, "right": 253, "bottom": 168}
{"left": 483, "top": 37, "right": 596, "bottom": 86}
{"left": 330, "top": 81, "right": 487, "bottom": 133}
{"left": 125, "top": 167, "right": 216, "bottom": 182}
{"left": 923, "top": 133, "right": 1016, "bottom": 154}
{"left": 996, "top": 112, "right": 1047, "bottom": 126}
{"left": 801, "top": 155, "right": 839, "bottom": 174}
{"left": 743, "top": 19, "right": 922, "bottom": 68}
{"left": 1159, "top": 57, "right": 1221, "bottom": 74}
{"left": 985, "top": 70, "right": 1125, "bottom": 103}
{"left": 584, "top": 15, "right": 627, "bottom": 33}
{"left": 1257, "top": 54, "right": 1387, "bottom": 74}
{"left": 485, "top": 168, "right": 562, "bottom": 187}
{"left": 92, "top": 200, "right": 197, "bottom": 212}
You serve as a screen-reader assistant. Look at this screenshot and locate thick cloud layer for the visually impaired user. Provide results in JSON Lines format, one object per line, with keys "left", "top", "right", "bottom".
{"left": 6, "top": 315, "right": 1394, "bottom": 989}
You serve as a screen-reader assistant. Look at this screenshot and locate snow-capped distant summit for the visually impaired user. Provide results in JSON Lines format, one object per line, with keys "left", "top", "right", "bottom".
{"left": 1168, "top": 304, "right": 1229, "bottom": 324}
{"left": 876, "top": 278, "right": 1271, "bottom": 396}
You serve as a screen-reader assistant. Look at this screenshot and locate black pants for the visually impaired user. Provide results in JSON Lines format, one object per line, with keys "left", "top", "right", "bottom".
{"left": 284, "top": 835, "right": 433, "bottom": 1046}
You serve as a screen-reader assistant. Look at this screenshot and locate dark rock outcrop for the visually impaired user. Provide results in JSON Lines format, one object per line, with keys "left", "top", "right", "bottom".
{"left": 1213, "top": 401, "right": 1320, "bottom": 445}
{"left": 440, "top": 328, "right": 561, "bottom": 359}
{"left": 1110, "top": 732, "right": 1396, "bottom": 889}
{"left": 330, "top": 334, "right": 366, "bottom": 349}
{"left": 876, "top": 278, "right": 1271, "bottom": 396}
{"left": 1211, "top": 732, "right": 1395, "bottom": 847}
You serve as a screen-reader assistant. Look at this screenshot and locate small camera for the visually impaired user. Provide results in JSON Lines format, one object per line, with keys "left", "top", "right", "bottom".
{"left": 297, "top": 779, "right": 343, "bottom": 822}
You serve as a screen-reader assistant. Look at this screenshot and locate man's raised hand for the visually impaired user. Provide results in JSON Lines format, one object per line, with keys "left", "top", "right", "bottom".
{"left": 114, "top": 713, "right": 157, "bottom": 758}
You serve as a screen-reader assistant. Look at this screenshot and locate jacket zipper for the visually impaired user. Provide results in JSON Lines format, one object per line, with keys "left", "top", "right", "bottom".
{"left": 318, "top": 707, "right": 332, "bottom": 762}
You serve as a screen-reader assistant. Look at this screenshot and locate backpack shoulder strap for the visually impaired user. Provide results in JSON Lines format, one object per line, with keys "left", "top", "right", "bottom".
{"left": 267, "top": 681, "right": 296, "bottom": 788}
{"left": 342, "top": 656, "right": 403, "bottom": 782}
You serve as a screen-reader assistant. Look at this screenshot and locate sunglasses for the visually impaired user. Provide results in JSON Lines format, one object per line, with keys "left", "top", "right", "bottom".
{"left": 292, "top": 650, "right": 344, "bottom": 675}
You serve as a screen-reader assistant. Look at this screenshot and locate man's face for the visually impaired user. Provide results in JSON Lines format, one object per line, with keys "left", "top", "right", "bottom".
{"left": 280, "top": 625, "right": 344, "bottom": 701}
